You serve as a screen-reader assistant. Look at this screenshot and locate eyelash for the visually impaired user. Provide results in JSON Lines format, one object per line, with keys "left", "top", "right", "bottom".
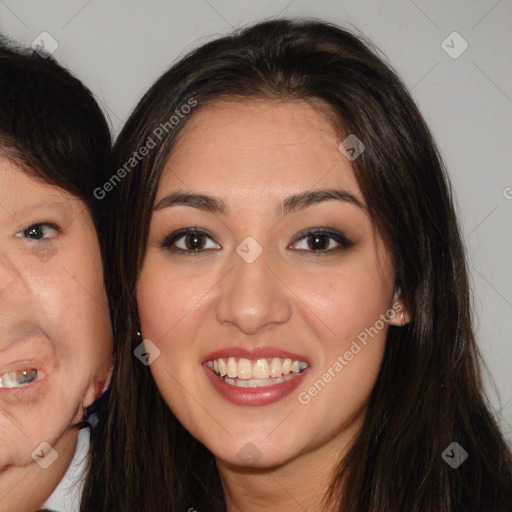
{"left": 160, "top": 226, "right": 353, "bottom": 256}
{"left": 13, "top": 222, "right": 60, "bottom": 241}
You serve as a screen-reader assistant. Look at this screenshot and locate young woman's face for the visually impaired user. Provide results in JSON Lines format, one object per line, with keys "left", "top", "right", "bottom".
{"left": 138, "top": 99, "right": 403, "bottom": 468}
{"left": 0, "top": 159, "right": 112, "bottom": 470}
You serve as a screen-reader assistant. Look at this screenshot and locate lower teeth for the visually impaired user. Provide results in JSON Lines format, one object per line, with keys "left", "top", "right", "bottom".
{"left": 223, "top": 373, "right": 299, "bottom": 388}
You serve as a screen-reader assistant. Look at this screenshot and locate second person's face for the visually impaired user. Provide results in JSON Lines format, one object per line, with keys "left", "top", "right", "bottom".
{"left": 137, "top": 99, "right": 402, "bottom": 469}
{"left": 0, "top": 159, "right": 112, "bottom": 471}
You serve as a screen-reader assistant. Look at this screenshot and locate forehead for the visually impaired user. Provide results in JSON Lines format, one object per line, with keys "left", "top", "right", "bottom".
{"left": 0, "top": 157, "right": 64, "bottom": 197}
{"left": 0, "top": 156, "right": 84, "bottom": 220}
{"left": 157, "top": 98, "right": 363, "bottom": 205}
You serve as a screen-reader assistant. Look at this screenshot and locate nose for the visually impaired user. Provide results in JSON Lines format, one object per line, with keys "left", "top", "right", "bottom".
{"left": 215, "top": 244, "right": 292, "bottom": 335}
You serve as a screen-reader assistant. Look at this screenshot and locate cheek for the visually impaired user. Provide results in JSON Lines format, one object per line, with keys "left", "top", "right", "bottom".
{"left": 292, "top": 262, "right": 393, "bottom": 346}
{"left": 0, "top": 386, "right": 81, "bottom": 469}
{"left": 289, "top": 257, "right": 392, "bottom": 415}
{"left": 25, "top": 253, "right": 112, "bottom": 407}
{"left": 137, "top": 254, "right": 205, "bottom": 341}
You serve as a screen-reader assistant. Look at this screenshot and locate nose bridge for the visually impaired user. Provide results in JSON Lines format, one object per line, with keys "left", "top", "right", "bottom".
{"left": 215, "top": 241, "right": 291, "bottom": 333}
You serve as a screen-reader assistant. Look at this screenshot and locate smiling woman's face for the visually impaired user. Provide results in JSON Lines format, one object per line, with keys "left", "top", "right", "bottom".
{"left": 0, "top": 158, "right": 112, "bottom": 470}
{"left": 138, "top": 99, "right": 404, "bottom": 469}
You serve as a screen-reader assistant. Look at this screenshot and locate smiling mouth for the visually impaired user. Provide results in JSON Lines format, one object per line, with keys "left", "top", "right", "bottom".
{"left": 205, "top": 357, "right": 309, "bottom": 388}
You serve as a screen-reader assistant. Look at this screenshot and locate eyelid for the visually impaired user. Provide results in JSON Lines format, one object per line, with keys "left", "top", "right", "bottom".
{"left": 290, "top": 227, "right": 353, "bottom": 251}
{"left": 160, "top": 225, "right": 353, "bottom": 257}
{"left": 0, "top": 358, "right": 47, "bottom": 375}
{"left": 161, "top": 226, "right": 221, "bottom": 251}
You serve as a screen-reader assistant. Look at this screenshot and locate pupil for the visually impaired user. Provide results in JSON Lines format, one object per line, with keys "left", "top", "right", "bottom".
{"left": 186, "top": 233, "right": 203, "bottom": 250}
{"left": 309, "top": 234, "right": 327, "bottom": 250}
{"left": 27, "top": 226, "right": 42, "bottom": 239}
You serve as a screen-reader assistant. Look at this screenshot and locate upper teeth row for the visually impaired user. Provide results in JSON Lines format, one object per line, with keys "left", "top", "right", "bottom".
{"left": 206, "top": 357, "right": 308, "bottom": 380}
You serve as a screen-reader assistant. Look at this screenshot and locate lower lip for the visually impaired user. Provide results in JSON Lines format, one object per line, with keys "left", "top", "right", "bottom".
{"left": 203, "top": 364, "right": 309, "bottom": 406}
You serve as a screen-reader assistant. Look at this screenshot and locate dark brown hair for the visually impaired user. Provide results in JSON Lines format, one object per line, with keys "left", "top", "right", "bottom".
{"left": 81, "top": 18, "right": 512, "bottom": 511}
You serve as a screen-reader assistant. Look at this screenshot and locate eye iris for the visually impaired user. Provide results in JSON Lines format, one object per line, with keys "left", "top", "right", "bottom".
{"left": 308, "top": 234, "right": 329, "bottom": 251}
{"left": 25, "top": 225, "right": 43, "bottom": 240}
{"left": 185, "top": 232, "right": 204, "bottom": 250}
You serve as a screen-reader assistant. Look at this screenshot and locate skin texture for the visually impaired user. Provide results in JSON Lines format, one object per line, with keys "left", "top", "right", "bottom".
{"left": 137, "top": 99, "right": 408, "bottom": 511}
{"left": 0, "top": 158, "right": 112, "bottom": 510}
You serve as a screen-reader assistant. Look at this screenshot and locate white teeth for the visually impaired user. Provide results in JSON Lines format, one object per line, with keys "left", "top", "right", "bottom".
{"left": 252, "top": 359, "right": 270, "bottom": 379}
{"left": 238, "top": 358, "right": 253, "bottom": 379}
{"left": 218, "top": 358, "right": 227, "bottom": 377}
{"left": 227, "top": 357, "right": 237, "bottom": 378}
{"left": 269, "top": 358, "right": 282, "bottom": 378}
{"left": 224, "top": 373, "right": 298, "bottom": 388}
{"left": 206, "top": 356, "right": 309, "bottom": 384}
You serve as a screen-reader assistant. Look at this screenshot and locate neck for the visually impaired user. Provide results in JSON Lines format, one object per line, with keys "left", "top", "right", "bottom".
{"left": 217, "top": 419, "right": 361, "bottom": 512}
{"left": 0, "top": 428, "right": 78, "bottom": 512}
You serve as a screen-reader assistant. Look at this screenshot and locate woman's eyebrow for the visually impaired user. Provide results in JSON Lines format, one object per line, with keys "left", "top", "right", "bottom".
{"left": 279, "top": 189, "right": 366, "bottom": 215}
{"left": 153, "top": 188, "right": 366, "bottom": 215}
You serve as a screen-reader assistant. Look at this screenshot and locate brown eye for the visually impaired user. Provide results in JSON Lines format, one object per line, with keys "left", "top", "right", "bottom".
{"left": 161, "top": 228, "right": 221, "bottom": 255}
{"left": 307, "top": 234, "right": 331, "bottom": 251}
{"left": 183, "top": 232, "right": 206, "bottom": 250}
{"left": 14, "top": 222, "right": 59, "bottom": 240}
{"left": 291, "top": 228, "right": 353, "bottom": 254}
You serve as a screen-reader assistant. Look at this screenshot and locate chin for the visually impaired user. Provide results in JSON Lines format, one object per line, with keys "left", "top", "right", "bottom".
{"left": 204, "top": 436, "right": 301, "bottom": 470}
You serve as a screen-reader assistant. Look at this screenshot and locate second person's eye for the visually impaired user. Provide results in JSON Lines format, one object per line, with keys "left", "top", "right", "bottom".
{"left": 14, "top": 222, "right": 59, "bottom": 241}
{"left": 0, "top": 369, "right": 38, "bottom": 389}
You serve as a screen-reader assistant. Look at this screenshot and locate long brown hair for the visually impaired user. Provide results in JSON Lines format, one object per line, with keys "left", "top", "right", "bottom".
{"left": 81, "top": 19, "right": 512, "bottom": 511}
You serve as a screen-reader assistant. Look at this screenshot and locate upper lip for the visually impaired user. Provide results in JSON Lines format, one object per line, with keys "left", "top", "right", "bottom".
{"left": 202, "top": 346, "right": 310, "bottom": 364}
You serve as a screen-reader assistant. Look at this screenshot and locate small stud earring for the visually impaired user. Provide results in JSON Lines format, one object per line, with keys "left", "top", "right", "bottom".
{"left": 400, "top": 311, "right": 405, "bottom": 325}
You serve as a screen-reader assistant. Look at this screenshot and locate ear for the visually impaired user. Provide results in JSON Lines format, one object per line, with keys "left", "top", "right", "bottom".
{"left": 82, "top": 361, "right": 113, "bottom": 409}
{"left": 387, "top": 290, "right": 411, "bottom": 327}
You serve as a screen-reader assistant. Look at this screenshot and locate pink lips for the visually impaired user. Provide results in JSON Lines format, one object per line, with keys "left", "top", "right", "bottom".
{"left": 202, "top": 347, "right": 310, "bottom": 407}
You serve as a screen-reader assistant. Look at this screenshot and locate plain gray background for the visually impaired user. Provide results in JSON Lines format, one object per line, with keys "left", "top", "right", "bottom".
{"left": 1, "top": 0, "right": 511, "bottom": 444}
